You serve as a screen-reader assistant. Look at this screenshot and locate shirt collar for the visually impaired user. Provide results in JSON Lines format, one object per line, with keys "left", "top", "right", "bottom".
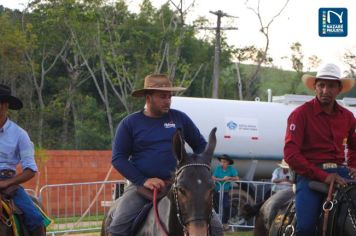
{"left": 0, "top": 118, "right": 10, "bottom": 133}
{"left": 312, "top": 97, "right": 343, "bottom": 116}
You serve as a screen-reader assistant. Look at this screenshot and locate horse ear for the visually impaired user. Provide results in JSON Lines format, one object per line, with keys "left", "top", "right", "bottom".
{"left": 172, "top": 128, "right": 187, "bottom": 163}
{"left": 203, "top": 127, "right": 217, "bottom": 163}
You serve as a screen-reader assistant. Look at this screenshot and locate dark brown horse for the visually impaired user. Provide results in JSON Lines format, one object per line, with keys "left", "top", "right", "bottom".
{"left": 243, "top": 182, "right": 356, "bottom": 236}
{"left": 101, "top": 127, "right": 217, "bottom": 236}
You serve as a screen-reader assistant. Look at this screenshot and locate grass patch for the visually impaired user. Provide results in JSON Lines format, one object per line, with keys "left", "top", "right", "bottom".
{"left": 51, "top": 214, "right": 105, "bottom": 223}
{"left": 224, "top": 231, "right": 253, "bottom": 236}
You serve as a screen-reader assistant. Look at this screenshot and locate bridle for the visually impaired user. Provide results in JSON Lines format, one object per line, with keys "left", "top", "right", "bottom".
{"left": 172, "top": 163, "right": 212, "bottom": 235}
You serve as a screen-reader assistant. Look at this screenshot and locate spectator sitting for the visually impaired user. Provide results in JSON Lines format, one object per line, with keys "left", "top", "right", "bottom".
{"left": 212, "top": 154, "right": 239, "bottom": 230}
{"left": 271, "top": 159, "right": 293, "bottom": 194}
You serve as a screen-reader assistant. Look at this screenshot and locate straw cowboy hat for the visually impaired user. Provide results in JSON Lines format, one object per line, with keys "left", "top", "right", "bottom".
{"left": 131, "top": 74, "right": 186, "bottom": 97}
{"left": 217, "top": 154, "right": 234, "bottom": 165}
{"left": 301, "top": 63, "right": 355, "bottom": 93}
{"left": 278, "top": 159, "right": 289, "bottom": 169}
{"left": 0, "top": 84, "right": 23, "bottom": 110}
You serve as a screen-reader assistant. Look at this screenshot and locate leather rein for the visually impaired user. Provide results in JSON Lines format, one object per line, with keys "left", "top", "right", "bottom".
{"left": 153, "top": 163, "right": 211, "bottom": 236}
{"left": 322, "top": 179, "right": 335, "bottom": 236}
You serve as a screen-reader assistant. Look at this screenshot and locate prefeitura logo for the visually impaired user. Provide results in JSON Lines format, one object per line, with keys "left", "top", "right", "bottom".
{"left": 319, "top": 8, "right": 348, "bottom": 37}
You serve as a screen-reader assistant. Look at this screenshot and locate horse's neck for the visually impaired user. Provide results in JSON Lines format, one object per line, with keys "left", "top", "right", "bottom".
{"left": 157, "top": 194, "right": 185, "bottom": 235}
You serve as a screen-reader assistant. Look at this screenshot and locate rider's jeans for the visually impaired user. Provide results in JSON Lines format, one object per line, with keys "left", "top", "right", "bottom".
{"left": 295, "top": 167, "right": 350, "bottom": 236}
{"left": 0, "top": 176, "right": 44, "bottom": 231}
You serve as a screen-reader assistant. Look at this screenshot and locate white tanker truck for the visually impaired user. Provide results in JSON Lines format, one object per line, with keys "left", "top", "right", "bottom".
{"left": 171, "top": 95, "right": 356, "bottom": 180}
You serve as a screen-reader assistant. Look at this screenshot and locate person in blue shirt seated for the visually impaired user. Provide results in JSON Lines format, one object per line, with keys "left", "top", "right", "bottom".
{"left": 212, "top": 154, "right": 239, "bottom": 230}
{"left": 108, "top": 74, "right": 223, "bottom": 236}
{"left": 0, "top": 85, "right": 45, "bottom": 235}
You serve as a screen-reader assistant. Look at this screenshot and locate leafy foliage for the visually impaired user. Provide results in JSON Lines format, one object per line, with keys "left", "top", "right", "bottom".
{"left": 0, "top": 1, "right": 354, "bottom": 149}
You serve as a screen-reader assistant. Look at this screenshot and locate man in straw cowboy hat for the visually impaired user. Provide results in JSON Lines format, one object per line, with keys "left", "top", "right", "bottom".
{"left": 271, "top": 159, "right": 292, "bottom": 194}
{"left": 109, "top": 74, "right": 223, "bottom": 235}
{"left": 284, "top": 63, "right": 356, "bottom": 235}
{"left": 0, "top": 85, "right": 45, "bottom": 235}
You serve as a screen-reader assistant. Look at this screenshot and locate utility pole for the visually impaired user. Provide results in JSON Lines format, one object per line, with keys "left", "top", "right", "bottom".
{"left": 208, "top": 10, "right": 238, "bottom": 98}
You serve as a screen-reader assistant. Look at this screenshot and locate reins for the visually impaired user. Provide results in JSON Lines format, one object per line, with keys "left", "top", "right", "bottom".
{"left": 153, "top": 188, "right": 169, "bottom": 236}
{"left": 322, "top": 179, "right": 335, "bottom": 236}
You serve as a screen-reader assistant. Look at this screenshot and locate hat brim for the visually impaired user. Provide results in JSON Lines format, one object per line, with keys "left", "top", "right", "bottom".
{"left": 0, "top": 95, "right": 23, "bottom": 110}
{"left": 131, "top": 87, "right": 186, "bottom": 97}
{"left": 302, "top": 74, "right": 355, "bottom": 93}
{"left": 278, "top": 163, "right": 289, "bottom": 169}
{"left": 218, "top": 157, "right": 234, "bottom": 165}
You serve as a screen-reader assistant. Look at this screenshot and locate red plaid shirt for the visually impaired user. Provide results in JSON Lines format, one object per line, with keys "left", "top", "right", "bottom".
{"left": 284, "top": 98, "right": 356, "bottom": 181}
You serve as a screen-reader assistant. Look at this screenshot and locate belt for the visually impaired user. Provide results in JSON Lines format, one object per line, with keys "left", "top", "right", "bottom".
{"left": 317, "top": 162, "right": 346, "bottom": 170}
{"left": 0, "top": 169, "right": 16, "bottom": 178}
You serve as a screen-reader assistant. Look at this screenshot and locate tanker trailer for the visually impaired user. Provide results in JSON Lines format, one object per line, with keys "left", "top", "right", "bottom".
{"left": 171, "top": 95, "right": 356, "bottom": 224}
{"left": 171, "top": 95, "right": 356, "bottom": 180}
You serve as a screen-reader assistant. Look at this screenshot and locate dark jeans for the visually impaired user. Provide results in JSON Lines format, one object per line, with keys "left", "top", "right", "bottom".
{"left": 295, "top": 167, "right": 350, "bottom": 236}
{"left": 214, "top": 191, "right": 230, "bottom": 224}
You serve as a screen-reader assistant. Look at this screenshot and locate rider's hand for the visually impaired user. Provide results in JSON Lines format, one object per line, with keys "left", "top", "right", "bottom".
{"left": 324, "top": 173, "right": 347, "bottom": 187}
{"left": 144, "top": 178, "right": 165, "bottom": 191}
{"left": 348, "top": 167, "right": 356, "bottom": 179}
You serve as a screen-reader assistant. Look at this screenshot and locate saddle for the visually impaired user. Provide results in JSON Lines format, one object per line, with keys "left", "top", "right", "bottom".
{"left": 130, "top": 184, "right": 172, "bottom": 236}
{"left": 270, "top": 199, "right": 296, "bottom": 236}
{"left": 0, "top": 185, "right": 52, "bottom": 236}
{"left": 0, "top": 185, "right": 24, "bottom": 236}
{"left": 271, "top": 182, "right": 356, "bottom": 236}
{"left": 0, "top": 185, "right": 23, "bottom": 215}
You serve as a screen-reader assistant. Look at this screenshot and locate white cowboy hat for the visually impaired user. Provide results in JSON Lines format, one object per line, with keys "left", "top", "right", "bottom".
{"left": 278, "top": 159, "right": 289, "bottom": 169}
{"left": 131, "top": 74, "right": 186, "bottom": 97}
{"left": 301, "top": 63, "right": 355, "bottom": 93}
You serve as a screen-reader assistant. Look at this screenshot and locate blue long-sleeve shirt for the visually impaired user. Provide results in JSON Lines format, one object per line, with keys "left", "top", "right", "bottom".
{"left": 112, "top": 109, "right": 207, "bottom": 186}
{"left": 0, "top": 118, "right": 37, "bottom": 172}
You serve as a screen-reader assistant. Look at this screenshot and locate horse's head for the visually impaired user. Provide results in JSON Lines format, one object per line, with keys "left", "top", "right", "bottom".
{"left": 171, "top": 127, "right": 217, "bottom": 235}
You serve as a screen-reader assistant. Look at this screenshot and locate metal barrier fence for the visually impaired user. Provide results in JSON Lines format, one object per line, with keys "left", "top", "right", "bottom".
{"left": 39, "top": 180, "right": 127, "bottom": 235}
{"left": 216, "top": 180, "right": 277, "bottom": 231}
{"left": 36, "top": 179, "right": 285, "bottom": 234}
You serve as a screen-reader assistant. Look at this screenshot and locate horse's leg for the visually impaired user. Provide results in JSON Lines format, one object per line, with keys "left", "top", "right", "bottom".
{"left": 253, "top": 213, "right": 269, "bottom": 236}
{"left": 101, "top": 213, "right": 109, "bottom": 236}
{"left": 210, "top": 211, "right": 224, "bottom": 236}
{"left": 101, "top": 199, "right": 119, "bottom": 236}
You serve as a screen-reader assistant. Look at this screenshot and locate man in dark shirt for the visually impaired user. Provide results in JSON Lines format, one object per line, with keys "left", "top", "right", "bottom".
{"left": 108, "top": 74, "right": 223, "bottom": 236}
{"left": 284, "top": 63, "right": 356, "bottom": 236}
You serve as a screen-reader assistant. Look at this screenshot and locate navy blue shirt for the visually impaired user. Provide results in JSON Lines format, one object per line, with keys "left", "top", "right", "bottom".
{"left": 112, "top": 109, "right": 207, "bottom": 186}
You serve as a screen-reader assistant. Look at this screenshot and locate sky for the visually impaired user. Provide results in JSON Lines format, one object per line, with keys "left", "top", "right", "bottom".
{"left": 1, "top": 0, "right": 355, "bottom": 72}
